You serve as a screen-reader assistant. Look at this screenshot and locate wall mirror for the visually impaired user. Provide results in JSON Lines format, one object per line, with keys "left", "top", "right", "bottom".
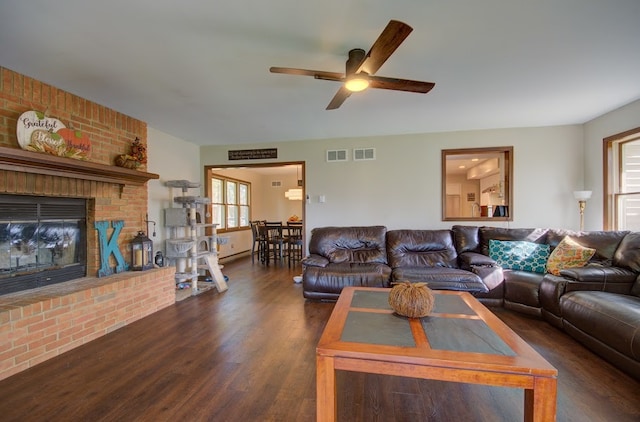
{"left": 442, "top": 146, "right": 513, "bottom": 221}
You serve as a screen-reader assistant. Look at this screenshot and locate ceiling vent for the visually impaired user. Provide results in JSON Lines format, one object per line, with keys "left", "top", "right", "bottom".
{"left": 271, "top": 180, "right": 282, "bottom": 187}
{"left": 354, "top": 148, "right": 376, "bottom": 161}
{"left": 326, "top": 149, "right": 348, "bottom": 162}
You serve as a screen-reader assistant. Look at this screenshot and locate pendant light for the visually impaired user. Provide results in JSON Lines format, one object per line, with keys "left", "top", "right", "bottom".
{"left": 284, "top": 165, "right": 303, "bottom": 200}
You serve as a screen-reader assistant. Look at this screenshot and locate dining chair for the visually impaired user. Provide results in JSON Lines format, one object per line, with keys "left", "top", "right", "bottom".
{"left": 250, "top": 220, "right": 266, "bottom": 263}
{"left": 285, "top": 223, "right": 303, "bottom": 267}
{"left": 260, "top": 222, "right": 285, "bottom": 265}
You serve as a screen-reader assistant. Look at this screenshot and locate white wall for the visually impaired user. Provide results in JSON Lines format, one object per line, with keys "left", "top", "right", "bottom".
{"left": 583, "top": 98, "right": 640, "bottom": 230}
{"left": 145, "top": 98, "right": 640, "bottom": 259}
{"left": 200, "top": 125, "right": 585, "bottom": 236}
{"left": 147, "top": 127, "right": 201, "bottom": 258}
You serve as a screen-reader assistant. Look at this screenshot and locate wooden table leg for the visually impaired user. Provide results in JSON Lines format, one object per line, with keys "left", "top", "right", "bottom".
{"left": 524, "top": 376, "right": 557, "bottom": 422}
{"left": 316, "top": 354, "right": 337, "bottom": 422}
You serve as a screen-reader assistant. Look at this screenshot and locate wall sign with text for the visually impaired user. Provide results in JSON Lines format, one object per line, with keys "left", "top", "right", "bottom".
{"left": 228, "top": 148, "right": 277, "bottom": 160}
{"left": 16, "top": 110, "right": 90, "bottom": 160}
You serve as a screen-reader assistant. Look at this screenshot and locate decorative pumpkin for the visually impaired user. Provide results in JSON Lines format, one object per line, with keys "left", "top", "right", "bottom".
{"left": 56, "top": 127, "right": 91, "bottom": 160}
{"left": 115, "top": 154, "right": 141, "bottom": 169}
{"left": 16, "top": 110, "right": 65, "bottom": 150}
{"left": 388, "top": 281, "right": 435, "bottom": 318}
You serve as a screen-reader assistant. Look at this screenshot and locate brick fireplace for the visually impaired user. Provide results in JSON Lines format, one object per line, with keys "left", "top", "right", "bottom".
{"left": 0, "top": 67, "right": 176, "bottom": 381}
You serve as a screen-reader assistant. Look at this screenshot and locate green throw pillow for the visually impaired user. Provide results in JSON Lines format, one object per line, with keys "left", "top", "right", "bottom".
{"left": 489, "top": 239, "right": 550, "bottom": 274}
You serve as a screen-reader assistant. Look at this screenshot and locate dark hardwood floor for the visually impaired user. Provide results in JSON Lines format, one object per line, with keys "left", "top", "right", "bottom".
{"left": 0, "top": 256, "right": 638, "bottom": 421}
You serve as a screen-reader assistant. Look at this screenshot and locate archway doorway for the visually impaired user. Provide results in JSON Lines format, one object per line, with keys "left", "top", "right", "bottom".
{"left": 204, "top": 162, "right": 305, "bottom": 263}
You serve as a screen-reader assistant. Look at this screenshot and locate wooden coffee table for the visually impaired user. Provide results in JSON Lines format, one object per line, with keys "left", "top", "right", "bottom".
{"left": 316, "top": 287, "right": 557, "bottom": 421}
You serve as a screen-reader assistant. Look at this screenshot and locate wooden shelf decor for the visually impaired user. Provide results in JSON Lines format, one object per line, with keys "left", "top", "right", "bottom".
{"left": 0, "top": 145, "right": 159, "bottom": 186}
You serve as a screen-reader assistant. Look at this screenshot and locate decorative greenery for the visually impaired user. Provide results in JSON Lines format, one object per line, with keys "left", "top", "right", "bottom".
{"left": 115, "top": 137, "right": 147, "bottom": 169}
{"left": 130, "top": 137, "right": 147, "bottom": 164}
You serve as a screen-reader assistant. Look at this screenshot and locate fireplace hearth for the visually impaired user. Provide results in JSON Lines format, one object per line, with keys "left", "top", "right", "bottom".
{"left": 0, "top": 194, "right": 86, "bottom": 295}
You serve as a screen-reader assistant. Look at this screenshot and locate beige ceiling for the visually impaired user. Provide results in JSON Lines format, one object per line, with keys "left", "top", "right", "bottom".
{"left": 1, "top": 1, "right": 639, "bottom": 147}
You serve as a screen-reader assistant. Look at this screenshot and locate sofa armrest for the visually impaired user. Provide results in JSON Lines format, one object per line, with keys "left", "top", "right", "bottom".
{"left": 458, "top": 251, "right": 497, "bottom": 271}
{"left": 301, "top": 254, "right": 330, "bottom": 268}
{"left": 559, "top": 265, "right": 637, "bottom": 284}
{"left": 540, "top": 268, "right": 636, "bottom": 319}
{"left": 471, "top": 265, "right": 504, "bottom": 291}
{"left": 540, "top": 274, "right": 570, "bottom": 318}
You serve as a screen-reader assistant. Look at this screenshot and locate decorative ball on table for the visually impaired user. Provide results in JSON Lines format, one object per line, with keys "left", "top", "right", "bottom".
{"left": 388, "top": 281, "right": 435, "bottom": 318}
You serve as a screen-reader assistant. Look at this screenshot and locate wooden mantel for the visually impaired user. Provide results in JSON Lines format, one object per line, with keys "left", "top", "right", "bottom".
{"left": 0, "top": 145, "right": 159, "bottom": 186}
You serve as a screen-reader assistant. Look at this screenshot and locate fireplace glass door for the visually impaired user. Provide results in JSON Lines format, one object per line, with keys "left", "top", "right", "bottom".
{"left": 0, "top": 194, "right": 86, "bottom": 295}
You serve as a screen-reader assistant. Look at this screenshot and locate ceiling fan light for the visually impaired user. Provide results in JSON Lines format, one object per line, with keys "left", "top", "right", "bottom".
{"left": 344, "top": 74, "right": 370, "bottom": 92}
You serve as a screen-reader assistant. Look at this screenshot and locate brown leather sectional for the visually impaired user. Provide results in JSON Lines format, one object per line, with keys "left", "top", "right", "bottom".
{"left": 301, "top": 225, "right": 640, "bottom": 379}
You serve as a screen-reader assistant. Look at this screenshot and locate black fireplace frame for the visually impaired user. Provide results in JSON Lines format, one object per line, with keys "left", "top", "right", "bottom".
{"left": 0, "top": 194, "right": 87, "bottom": 295}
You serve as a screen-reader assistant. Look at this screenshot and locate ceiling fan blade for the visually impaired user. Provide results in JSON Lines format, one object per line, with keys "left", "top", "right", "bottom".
{"left": 369, "top": 76, "right": 435, "bottom": 93}
{"left": 314, "top": 74, "right": 345, "bottom": 83}
{"left": 270, "top": 20, "right": 433, "bottom": 110}
{"left": 356, "top": 20, "right": 413, "bottom": 76}
{"left": 270, "top": 67, "right": 344, "bottom": 81}
{"left": 326, "top": 86, "right": 351, "bottom": 110}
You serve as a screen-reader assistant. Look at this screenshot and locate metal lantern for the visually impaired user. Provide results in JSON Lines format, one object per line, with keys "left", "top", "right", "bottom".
{"left": 131, "top": 230, "right": 153, "bottom": 271}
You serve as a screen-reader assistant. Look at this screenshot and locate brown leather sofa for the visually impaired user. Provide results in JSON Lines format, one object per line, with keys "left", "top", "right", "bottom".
{"left": 302, "top": 225, "right": 640, "bottom": 379}
{"left": 454, "top": 225, "right": 640, "bottom": 378}
{"left": 539, "top": 232, "right": 640, "bottom": 379}
{"left": 301, "top": 226, "right": 392, "bottom": 301}
{"left": 386, "top": 229, "right": 488, "bottom": 292}
{"left": 453, "top": 226, "right": 634, "bottom": 314}
{"left": 302, "top": 226, "right": 488, "bottom": 301}
{"left": 543, "top": 277, "right": 640, "bottom": 379}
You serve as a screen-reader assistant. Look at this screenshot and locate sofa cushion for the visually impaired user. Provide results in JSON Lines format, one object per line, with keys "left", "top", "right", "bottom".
{"left": 307, "top": 226, "right": 388, "bottom": 264}
{"left": 614, "top": 232, "right": 640, "bottom": 272}
{"left": 458, "top": 251, "right": 497, "bottom": 270}
{"left": 301, "top": 254, "right": 330, "bottom": 268}
{"left": 391, "top": 267, "right": 488, "bottom": 292}
{"left": 546, "top": 236, "right": 596, "bottom": 275}
{"left": 503, "top": 270, "right": 545, "bottom": 308}
{"left": 561, "top": 291, "right": 640, "bottom": 362}
{"left": 547, "top": 229, "right": 628, "bottom": 264}
{"left": 633, "top": 275, "right": 640, "bottom": 298}
{"left": 303, "top": 262, "right": 392, "bottom": 300}
{"left": 489, "top": 240, "right": 550, "bottom": 274}
{"left": 479, "top": 227, "right": 548, "bottom": 256}
{"left": 387, "top": 229, "right": 458, "bottom": 268}
{"left": 452, "top": 225, "right": 481, "bottom": 254}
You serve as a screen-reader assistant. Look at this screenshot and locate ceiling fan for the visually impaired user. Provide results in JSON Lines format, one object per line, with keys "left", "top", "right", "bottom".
{"left": 270, "top": 20, "right": 435, "bottom": 110}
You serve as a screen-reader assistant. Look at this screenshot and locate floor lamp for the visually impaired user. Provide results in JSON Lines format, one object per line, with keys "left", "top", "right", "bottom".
{"left": 573, "top": 190, "right": 592, "bottom": 231}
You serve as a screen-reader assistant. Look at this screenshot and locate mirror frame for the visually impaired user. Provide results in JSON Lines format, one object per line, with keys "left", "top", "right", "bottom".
{"left": 441, "top": 146, "right": 513, "bottom": 222}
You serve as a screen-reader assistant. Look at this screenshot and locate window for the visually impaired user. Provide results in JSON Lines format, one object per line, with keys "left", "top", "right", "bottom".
{"left": 604, "top": 127, "right": 640, "bottom": 230}
{"left": 209, "top": 173, "right": 251, "bottom": 232}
